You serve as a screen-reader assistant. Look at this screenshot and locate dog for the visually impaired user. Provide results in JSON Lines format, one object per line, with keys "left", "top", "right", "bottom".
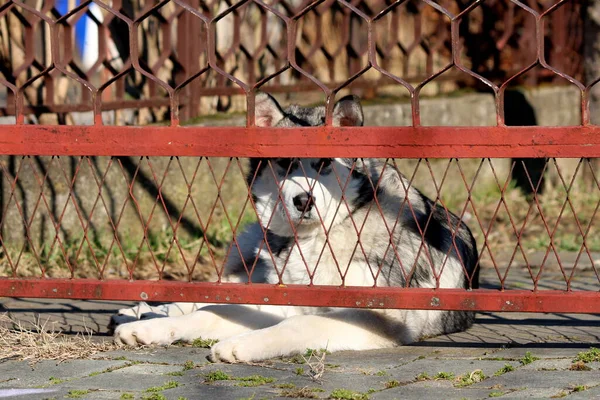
{"left": 110, "top": 92, "right": 479, "bottom": 363}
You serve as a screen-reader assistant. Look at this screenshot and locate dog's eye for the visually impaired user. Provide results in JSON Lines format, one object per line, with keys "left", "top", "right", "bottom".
{"left": 319, "top": 158, "right": 332, "bottom": 168}
{"left": 276, "top": 158, "right": 293, "bottom": 169}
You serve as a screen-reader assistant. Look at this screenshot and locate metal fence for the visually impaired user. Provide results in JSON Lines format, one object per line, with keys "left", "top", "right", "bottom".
{"left": 0, "top": 0, "right": 583, "bottom": 124}
{"left": 0, "top": 0, "right": 599, "bottom": 313}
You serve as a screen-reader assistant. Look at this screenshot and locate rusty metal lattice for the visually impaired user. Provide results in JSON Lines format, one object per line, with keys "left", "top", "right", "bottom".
{"left": 0, "top": 0, "right": 584, "bottom": 124}
{"left": 0, "top": 0, "right": 599, "bottom": 314}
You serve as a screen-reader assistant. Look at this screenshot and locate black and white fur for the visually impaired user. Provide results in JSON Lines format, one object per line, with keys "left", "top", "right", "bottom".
{"left": 111, "top": 93, "right": 479, "bottom": 363}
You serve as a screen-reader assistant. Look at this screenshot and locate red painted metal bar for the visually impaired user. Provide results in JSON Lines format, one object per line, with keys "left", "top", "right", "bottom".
{"left": 1, "top": 125, "right": 600, "bottom": 158}
{"left": 0, "top": 279, "right": 598, "bottom": 313}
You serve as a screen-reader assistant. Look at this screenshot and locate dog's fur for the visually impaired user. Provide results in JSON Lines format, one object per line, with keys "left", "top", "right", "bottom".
{"left": 111, "top": 93, "right": 479, "bottom": 363}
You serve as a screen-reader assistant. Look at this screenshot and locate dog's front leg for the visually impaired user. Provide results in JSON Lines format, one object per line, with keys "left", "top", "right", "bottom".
{"left": 113, "top": 304, "right": 294, "bottom": 346}
{"left": 108, "top": 302, "right": 206, "bottom": 331}
{"left": 210, "top": 309, "right": 407, "bottom": 363}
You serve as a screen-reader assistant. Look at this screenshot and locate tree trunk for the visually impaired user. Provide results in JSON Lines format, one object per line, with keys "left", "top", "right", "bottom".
{"left": 584, "top": 0, "right": 600, "bottom": 187}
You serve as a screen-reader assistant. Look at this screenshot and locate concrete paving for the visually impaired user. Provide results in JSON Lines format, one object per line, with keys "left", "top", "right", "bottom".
{"left": 0, "top": 266, "right": 599, "bottom": 399}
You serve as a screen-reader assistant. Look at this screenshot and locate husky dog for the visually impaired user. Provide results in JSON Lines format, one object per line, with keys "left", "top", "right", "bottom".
{"left": 111, "top": 93, "right": 479, "bottom": 363}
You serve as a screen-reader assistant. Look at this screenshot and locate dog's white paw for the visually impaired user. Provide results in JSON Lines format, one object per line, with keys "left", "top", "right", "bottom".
{"left": 114, "top": 319, "right": 176, "bottom": 347}
{"left": 209, "top": 332, "right": 281, "bottom": 363}
{"left": 210, "top": 336, "right": 253, "bottom": 363}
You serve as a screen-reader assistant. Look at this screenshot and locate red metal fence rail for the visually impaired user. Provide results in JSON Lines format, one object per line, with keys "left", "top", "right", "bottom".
{"left": 0, "top": 0, "right": 599, "bottom": 313}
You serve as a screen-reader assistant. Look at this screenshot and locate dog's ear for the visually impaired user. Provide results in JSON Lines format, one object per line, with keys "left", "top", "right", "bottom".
{"left": 255, "top": 92, "right": 285, "bottom": 127}
{"left": 333, "top": 95, "right": 364, "bottom": 127}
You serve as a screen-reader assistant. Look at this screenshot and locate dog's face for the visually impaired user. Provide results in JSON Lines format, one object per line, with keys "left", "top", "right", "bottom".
{"left": 248, "top": 93, "right": 371, "bottom": 237}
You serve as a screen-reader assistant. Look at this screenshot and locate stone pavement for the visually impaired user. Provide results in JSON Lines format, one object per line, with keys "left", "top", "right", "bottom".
{"left": 1, "top": 300, "right": 599, "bottom": 400}
{"left": 0, "top": 264, "right": 599, "bottom": 400}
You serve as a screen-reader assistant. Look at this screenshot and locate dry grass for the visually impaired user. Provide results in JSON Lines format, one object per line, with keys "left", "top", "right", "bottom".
{"left": 396, "top": 158, "right": 600, "bottom": 260}
{"left": 0, "top": 313, "right": 118, "bottom": 365}
{"left": 300, "top": 348, "right": 329, "bottom": 381}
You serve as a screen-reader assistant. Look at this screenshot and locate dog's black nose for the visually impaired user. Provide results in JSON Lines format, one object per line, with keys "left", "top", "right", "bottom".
{"left": 293, "top": 192, "right": 314, "bottom": 213}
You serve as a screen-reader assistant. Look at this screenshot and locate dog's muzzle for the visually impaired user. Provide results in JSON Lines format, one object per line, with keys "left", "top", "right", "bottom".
{"left": 293, "top": 192, "right": 314, "bottom": 213}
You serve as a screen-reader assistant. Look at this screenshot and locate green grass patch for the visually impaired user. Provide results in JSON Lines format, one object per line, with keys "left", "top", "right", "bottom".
{"left": 192, "top": 338, "right": 219, "bottom": 348}
{"left": 183, "top": 360, "right": 195, "bottom": 370}
{"left": 235, "top": 375, "right": 275, "bottom": 387}
{"left": 489, "top": 391, "right": 504, "bottom": 398}
{"left": 48, "top": 376, "right": 66, "bottom": 385}
{"left": 88, "top": 362, "right": 140, "bottom": 378}
{"left": 66, "top": 390, "right": 90, "bottom": 398}
{"left": 120, "top": 395, "right": 134, "bottom": 400}
{"left": 205, "top": 370, "right": 232, "bottom": 382}
{"left": 287, "top": 354, "right": 307, "bottom": 364}
{"left": 415, "top": 372, "right": 430, "bottom": 381}
{"left": 454, "top": 370, "right": 486, "bottom": 387}
{"left": 519, "top": 352, "right": 539, "bottom": 366}
{"left": 385, "top": 380, "right": 400, "bottom": 389}
{"left": 574, "top": 347, "right": 600, "bottom": 363}
{"left": 204, "top": 370, "right": 275, "bottom": 387}
{"left": 305, "top": 348, "right": 331, "bottom": 357}
{"left": 329, "top": 389, "right": 369, "bottom": 400}
{"left": 280, "top": 387, "right": 325, "bottom": 398}
{"left": 434, "top": 372, "right": 455, "bottom": 380}
{"left": 274, "top": 383, "right": 296, "bottom": 389}
{"left": 141, "top": 394, "right": 167, "bottom": 400}
{"left": 145, "top": 380, "right": 179, "bottom": 392}
{"left": 572, "top": 385, "right": 587, "bottom": 392}
{"left": 287, "top": 348, "right": 330, "bottom": 364}
{"left": 494, "top": 364, "right": 515, "bottom": 376}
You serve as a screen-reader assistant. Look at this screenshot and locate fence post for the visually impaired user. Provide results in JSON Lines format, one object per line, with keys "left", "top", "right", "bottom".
{"left": 176, "top": 0, "right": 201, "bottom": 122}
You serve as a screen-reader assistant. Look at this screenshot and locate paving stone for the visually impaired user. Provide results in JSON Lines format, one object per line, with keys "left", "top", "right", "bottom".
{"left": 488, "top": 346, "right": 593, "bottom": 360}
{"left": 370, "top": 379, "right": 493, "bottom": 400}
{"left": 318, "top": 347, "right": 428, "bottom": 370}
{"left": 98, "top": 346, "right": 213, "bottom": 365}
{"left": 193, "top": 364, "right": 382, "bottom": 394}
{"left": 55, "top": 372, "right": 186, "bottom": 393}
{"left": 0, "top": 359, "right": 128, "bottom": 388}
{"left": 384, "top": 358, "right": 521, "bottom": 383}
{"left": 67, "top": 390, "right": 131, "bottom": 399}
{"left": 109, "top": 363, "right": 184, "bottom": 375}
{"left": 0, "top": 388, "right": 60, "bottom": 400}
{"left": 470, "top": 370, "right": 600, "bottom": 390}
{"left": 31, "top": 389, "right": 127, "bottom": 400}
{"left": 495, "top": 387, "right": 569, "bottom": 398}
{"left": 167, "top": 383, "right": 280, "bottom": 400}
{"left": 518, "top": 358, "right": 577, "bottom": 371}
{"left": 1, "top": 292, "right": 600, "bottom": 400}
{"left": 566, "top": 384, "right": 600, "bottom": 399}
{"left": 0, "top": 298, "right": 134, "bottom": 334}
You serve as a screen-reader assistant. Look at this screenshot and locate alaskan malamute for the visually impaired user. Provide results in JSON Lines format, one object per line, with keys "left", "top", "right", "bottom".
{"left": 111, "top": 93, "right": 479, "bottom": 363}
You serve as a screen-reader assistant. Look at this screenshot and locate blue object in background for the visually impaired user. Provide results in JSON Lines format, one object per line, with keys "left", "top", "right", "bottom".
{"left": 55, "top": 0, "right": 94, "bottom": 66}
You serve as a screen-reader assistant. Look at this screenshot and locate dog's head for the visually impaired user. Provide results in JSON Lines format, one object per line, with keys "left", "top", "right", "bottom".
{"left": 248, "top": 93, "right": 373, "bottom": 237}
